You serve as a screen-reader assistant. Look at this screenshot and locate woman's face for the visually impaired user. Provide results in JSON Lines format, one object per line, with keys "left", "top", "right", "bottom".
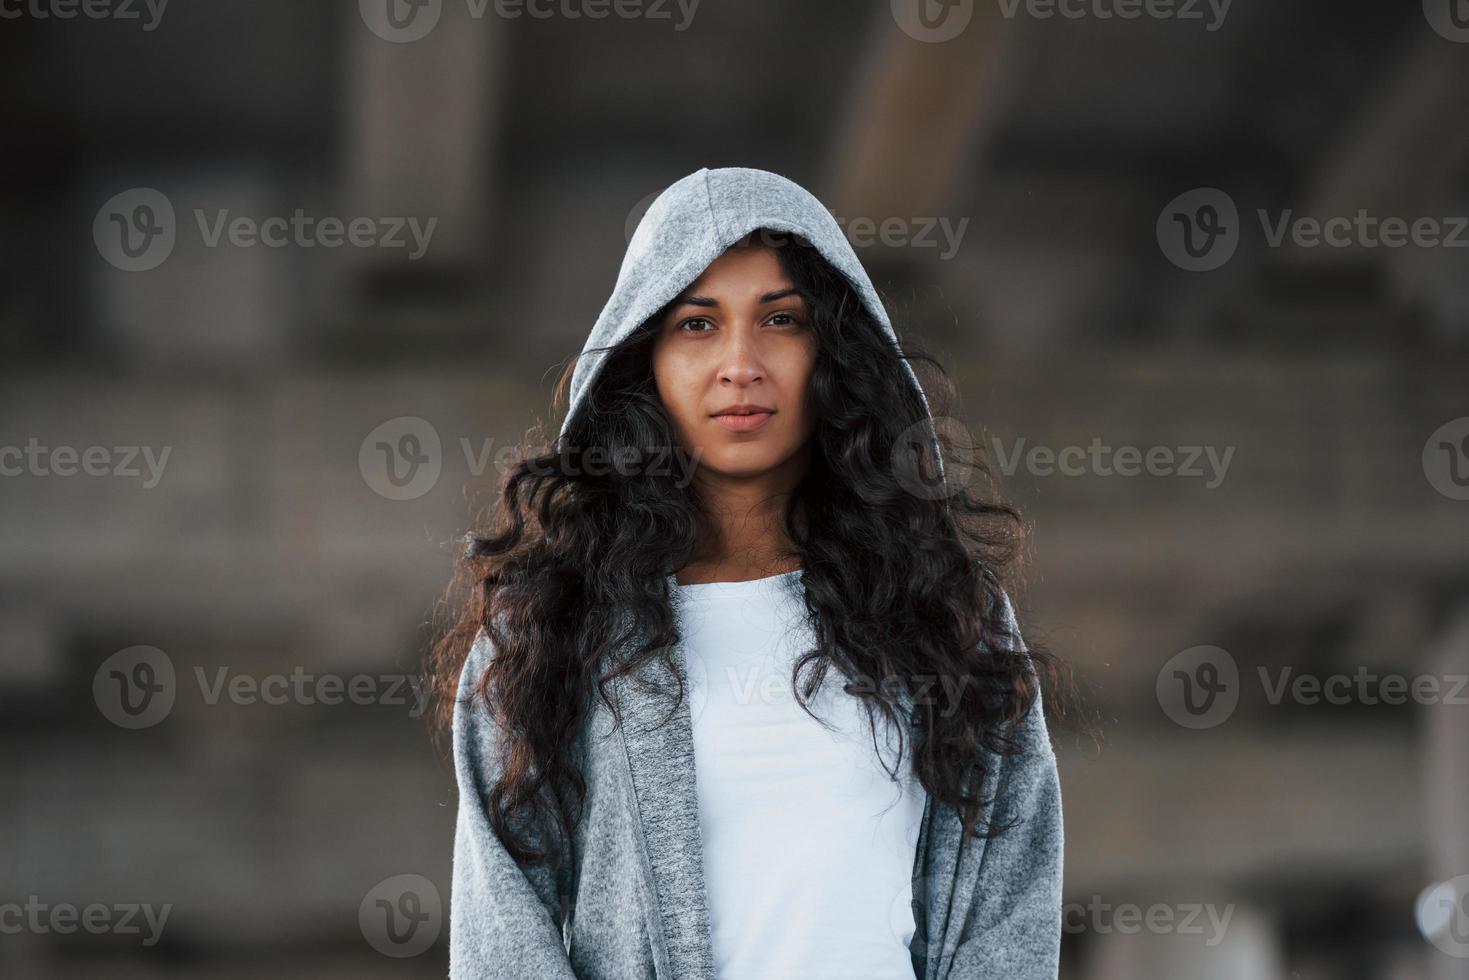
{"left": 651, "top": 242, "right": 818, "bottom": 483}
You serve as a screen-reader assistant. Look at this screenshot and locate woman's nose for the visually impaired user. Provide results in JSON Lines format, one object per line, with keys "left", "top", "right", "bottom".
{"left": 717, "top": 326, "right": 765, "bottom": 385}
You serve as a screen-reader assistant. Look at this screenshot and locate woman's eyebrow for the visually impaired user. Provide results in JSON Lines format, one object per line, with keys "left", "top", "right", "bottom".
{"left": 672, "top": 287, "right": 802, "bottom": 308}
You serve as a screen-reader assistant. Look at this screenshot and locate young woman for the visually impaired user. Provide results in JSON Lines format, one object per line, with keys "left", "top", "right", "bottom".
{"left": 429, "top": 167, "right": 1064, "bottom": 979}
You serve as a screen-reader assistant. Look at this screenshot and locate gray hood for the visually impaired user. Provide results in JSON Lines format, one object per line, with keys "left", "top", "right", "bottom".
{"left": 558, "top": 167, "right": 942, "bottom": 475}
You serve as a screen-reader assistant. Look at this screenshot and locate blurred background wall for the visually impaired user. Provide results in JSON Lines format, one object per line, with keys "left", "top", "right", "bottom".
{"left": 2, "top": 0, "right": 1468, "bottom": 977}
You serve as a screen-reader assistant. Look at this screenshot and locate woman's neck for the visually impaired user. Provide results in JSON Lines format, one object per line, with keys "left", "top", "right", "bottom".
{"left": 678, "top": 463, "right": 803, "bottom": 585}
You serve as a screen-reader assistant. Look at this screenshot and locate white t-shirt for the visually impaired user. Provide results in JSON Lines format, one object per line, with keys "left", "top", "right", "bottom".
{"left": 671, "top": 568, "right": 927, "bottom": 980}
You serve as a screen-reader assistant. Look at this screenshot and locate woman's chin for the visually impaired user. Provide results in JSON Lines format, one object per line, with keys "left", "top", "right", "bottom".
{"left": 691, "top": 449, "right": 792, "bottom": 482}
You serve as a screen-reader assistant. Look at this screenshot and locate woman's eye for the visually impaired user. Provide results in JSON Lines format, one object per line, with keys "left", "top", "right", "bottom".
{"left": 676, "top": 312, "right": 803, "bottom": 332}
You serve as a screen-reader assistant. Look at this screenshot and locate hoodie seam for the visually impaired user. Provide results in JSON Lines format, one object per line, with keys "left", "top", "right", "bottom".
{"left": 698, "top": 169, "right": 724, "bottom": 241}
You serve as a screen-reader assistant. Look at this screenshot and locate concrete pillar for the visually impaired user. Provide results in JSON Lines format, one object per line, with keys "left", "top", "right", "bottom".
{"left": 1422, "top": 605, "right": 1469, "bottom": 980}
{"left": 346, "top": 1, "right": 501, "bottom": 272}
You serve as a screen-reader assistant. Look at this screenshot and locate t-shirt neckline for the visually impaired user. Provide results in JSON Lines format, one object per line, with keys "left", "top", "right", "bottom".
{"left": 668, "top": 568, "right": 802, "bottom": 594}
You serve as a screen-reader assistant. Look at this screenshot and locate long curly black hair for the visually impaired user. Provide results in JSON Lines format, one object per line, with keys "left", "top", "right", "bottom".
{"left": 426, "top": 229, "right": 1067, "bottom": 872}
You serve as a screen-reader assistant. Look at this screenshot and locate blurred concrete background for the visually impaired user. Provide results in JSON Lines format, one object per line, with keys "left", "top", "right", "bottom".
{"left": 2, "top": 0, "right": 1468, "bottom": 977}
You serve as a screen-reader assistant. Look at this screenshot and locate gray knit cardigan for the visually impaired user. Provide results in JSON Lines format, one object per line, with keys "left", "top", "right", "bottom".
{"left": 449, "top": 168, "right": 1064, "bottom": 979}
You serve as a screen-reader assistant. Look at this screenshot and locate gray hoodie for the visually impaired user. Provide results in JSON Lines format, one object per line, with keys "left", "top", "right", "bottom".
{"left": 449, "top": 167, "right": 1063, "bottom": 979}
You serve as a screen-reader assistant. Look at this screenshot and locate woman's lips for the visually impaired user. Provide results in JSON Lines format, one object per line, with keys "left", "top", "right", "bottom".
{"left": 711, "top": 411, "right": 775, "bottom": 433}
